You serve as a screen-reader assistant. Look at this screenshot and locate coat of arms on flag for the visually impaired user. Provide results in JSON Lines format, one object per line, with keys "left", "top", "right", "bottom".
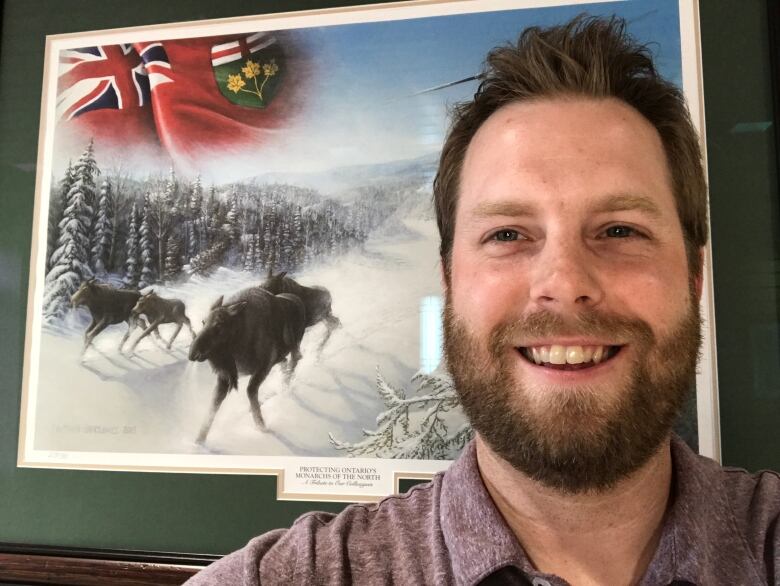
{"left": 211, "top": 32, "right": 285, "bottom": 109}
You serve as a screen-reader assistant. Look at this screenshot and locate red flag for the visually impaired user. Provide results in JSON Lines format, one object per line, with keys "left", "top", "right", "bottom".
{"left": 56, "top": 30, "right": 311, "bottom": 175}
{"left": 56, "top": 44, "right": 161, "bottom": 156}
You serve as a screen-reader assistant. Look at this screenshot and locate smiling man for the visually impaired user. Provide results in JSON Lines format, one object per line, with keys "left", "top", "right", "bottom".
{"left": 186, "top": 16, "right": 779, "bottom": 586}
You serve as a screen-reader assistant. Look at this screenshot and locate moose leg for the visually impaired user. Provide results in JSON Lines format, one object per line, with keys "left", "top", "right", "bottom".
{"left": 82, "top": 318, "right": 108, "bottom": 355}
{"left": 142, "top": 317, "right": 164, "bottom": 342}
{"left": 196, "top": 375, "right": 230, "bottom": 445}
{"left": 119, "top": 316, "right": 141, "bottom": 352}
{"left": 246, "top": 362, "right": 273, "bottom": 430}
{"left": 184, "top": 316, "right": 196, "bottom": 339}
{"left": 129, "top": 317, "right": 164, "bottom": 353}
{"left": 316, "top": 314, "right": 342, "bottom": 357}
{"left": 84, "top": 318, "right": 98, "bottom": 336}
{"left": 82, "top": 319, "right": 97, "bottom": 351}
{"left": 283, "top": 348, "right": 302, "bottom": 386}
{"left": 166, "top": 323, "right": 183, "bottom": 350}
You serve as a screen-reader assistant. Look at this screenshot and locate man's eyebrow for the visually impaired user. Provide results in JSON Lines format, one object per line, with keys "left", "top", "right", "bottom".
{"left": 469, "top": 200, "right": 538, "bottom": 219}
{"left": 592, "top": 193, "right": 664, "bottom": 219}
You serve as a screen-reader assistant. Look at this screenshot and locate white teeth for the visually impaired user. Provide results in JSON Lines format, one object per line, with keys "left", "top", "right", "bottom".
{"left": 566, "top": 346, "right": 584, "bottom": 364}
{"left": 549, "top": 345, "right": 566, "bottom": 365}
{"left": 582, "top": 346, "right": 594, "bottom": 362}
{"left": 524, "top": 345, "right": 613, "bottom": 366}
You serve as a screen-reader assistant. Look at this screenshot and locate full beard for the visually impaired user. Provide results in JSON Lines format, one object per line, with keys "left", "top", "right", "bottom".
{"left": 443, "top": 294, "right": 701, "bottom": 494}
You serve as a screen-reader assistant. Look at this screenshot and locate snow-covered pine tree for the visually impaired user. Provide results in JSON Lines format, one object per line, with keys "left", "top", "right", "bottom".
{"left": 205, "top": 186, "right": 219, "bottom": 246}
{"left": 42, "top": 141, "right": 99, "bottom": 320}
{"left": 262, "top": 205, "right": 276, "bottom": 270}
{"left": 329, "top": 369, "right": 473, "bottom": 460}
{"left": 187, "top": 175, "right": 204, "bottom": 261}
{"left": 291, "top": 205, "right": 304, "bottom": 268}
{"left": 72, "top": 138, "right": 101, "bottom": 272}
{"left": 75, "top": 138, "right": 100, "bottom": 209}
{"left": 164, "top": 233, "right": 183, "bottom": 281}
{"left": 139, "top": 194, "right": 156, "bottom": 288}
{"left": 90, "top": 179, "right": 114, "bottom": 275}
{"left": 300, "top": 211, "right": 310, "bottom": 268}
{"left": 327, "top": 205, "right": 338, "bottom": 256}
{"left": 279, "top": 218, "right": 292, "bottom": 270}
{"left": 123, "top": 202, "right": 141, "bottom": 288}
{"left": 354, "top": 200, "right": 369, "bottom": 244}
{"left": 163, "top": 167, "right": 178, "bottom": 207}
{"left": 243, "top": 235, "right": 255, "bottom": 272}
{"left": 273, "top": 219, "right": 285, "bottom": 271}
{"left": 188, "top": 240, "right": 229, "bottom": 275}
{"left": 253, "top": 233, "right": 263, "bottom": 271}
{"left": 145, "top": 190, "right": 170, "bottom": 280}
{"left": 47, "top": 161, "right": 75, "bottom": 272}
{"left": 224, "top": 188, "right": 240, "bottom": 243}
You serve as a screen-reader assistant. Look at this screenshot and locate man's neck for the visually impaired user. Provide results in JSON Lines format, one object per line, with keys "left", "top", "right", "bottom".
{"left": 476, "top": 436, "right": 673, "bottom": 586}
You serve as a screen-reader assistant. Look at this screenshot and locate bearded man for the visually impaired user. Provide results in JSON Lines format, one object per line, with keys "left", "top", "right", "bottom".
{"left": 187, "top": 16, "right": 780, "bottom": 586}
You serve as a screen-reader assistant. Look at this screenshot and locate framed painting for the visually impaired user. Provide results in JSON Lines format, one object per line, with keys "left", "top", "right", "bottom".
{"left": 17, "top": 0, "right": 718, "bottom": 504}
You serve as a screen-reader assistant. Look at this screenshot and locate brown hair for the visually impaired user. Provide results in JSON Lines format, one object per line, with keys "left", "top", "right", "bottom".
{"left": 434, "top": 15, "right": 708, "bottom": 279}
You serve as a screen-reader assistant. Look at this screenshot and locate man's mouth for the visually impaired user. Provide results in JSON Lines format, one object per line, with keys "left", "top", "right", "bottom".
{"left": 517, "top": 345, "right": 623, "bottom": 371}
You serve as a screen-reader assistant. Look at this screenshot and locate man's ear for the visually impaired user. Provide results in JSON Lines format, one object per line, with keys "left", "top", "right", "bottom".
{"left": 694, "top": 247, "right": 705, "bottom": 301}
{"left": 439, "top": 257, "right": 450, "bottom": 294}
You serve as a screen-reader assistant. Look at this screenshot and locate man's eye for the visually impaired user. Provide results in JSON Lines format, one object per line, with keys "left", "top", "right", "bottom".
{"left": 605, "top": 225, "right": 636, "bottom": 238}
{"left": 493, "top": 229, "right": 519, "bottom": 242}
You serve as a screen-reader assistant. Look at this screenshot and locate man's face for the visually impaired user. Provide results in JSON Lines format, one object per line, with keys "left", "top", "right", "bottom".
{"left": 445, "top": 97, "right": 701, "bottom": 493}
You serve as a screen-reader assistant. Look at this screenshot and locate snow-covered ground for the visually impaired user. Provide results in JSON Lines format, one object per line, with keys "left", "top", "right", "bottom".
{"left": 32, "top": 218, "right": 443, "bottom": 457}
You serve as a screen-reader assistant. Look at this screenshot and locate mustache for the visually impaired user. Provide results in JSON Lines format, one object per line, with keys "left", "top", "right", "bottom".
{"left": 490, "top": 309, "right": 655, "bottom": 349}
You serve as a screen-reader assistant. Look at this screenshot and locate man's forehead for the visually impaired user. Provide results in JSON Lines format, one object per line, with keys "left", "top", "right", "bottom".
{"left": 457, "top": 97, "right": 674, "bottom": 217}
{"left": 463, "top": 97, "right": 666, "bottom": 168}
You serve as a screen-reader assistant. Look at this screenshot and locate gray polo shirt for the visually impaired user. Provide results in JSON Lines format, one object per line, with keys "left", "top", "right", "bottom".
{"left": 186, "top": 436, "right": 780, "bottom": 585}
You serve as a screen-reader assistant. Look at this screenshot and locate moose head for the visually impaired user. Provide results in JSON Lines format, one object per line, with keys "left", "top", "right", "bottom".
{"left": 131, "top": 290, "right": 159, "bottom": 317}
{"left": 188, "top": 295, "right": 247, "bottom": 362}
{"left": 71, "top": 278, "right": 99, "bottom": 308}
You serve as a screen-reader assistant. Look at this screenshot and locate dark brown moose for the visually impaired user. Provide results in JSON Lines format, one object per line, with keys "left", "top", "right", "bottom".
{"left": 129, "top": 290, "right": 196, "bottom": 353}
{"left": 261, "top": 271, "right": 341, "bottom": 355}
{"left": 188, "top": 287, "right": 306, "bottom": 444}
{"left": 70, "top": 279, "right": 156, "bottom": 355}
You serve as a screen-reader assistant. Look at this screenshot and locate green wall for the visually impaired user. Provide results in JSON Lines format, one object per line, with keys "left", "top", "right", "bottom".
{"left": 0, "top": 0, "right": 777, "bottom": 556}
{"left": 701, "top": 0, "right": 780, "bottom": 472}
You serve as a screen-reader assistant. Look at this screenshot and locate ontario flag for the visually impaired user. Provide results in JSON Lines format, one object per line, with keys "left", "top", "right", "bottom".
{"left": 56, "top": 30, "right": 310, "bottom": 174}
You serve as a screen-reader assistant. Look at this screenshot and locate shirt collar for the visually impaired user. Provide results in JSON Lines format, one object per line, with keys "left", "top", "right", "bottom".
{"left": 439, "top": 436, "right": 761, "bottom": 586}
{"left": 641, "top": 435, "right": 761, "bottom": 585}
{"left": 439, "top": 440, "right": 550, "bottom": 585}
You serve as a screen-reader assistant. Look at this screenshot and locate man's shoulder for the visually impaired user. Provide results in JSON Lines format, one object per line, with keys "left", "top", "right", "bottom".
{"left": 719, "top": 462, "right": 780, "bottom": 539}
{"left": 679, "top": 443, "right": 780, "bottom": 581}
{"left": 674, "top": 436, "right": 780, "bottom": 522}
{"left": 186, "top": 475, "right": 448, "bottom": 585}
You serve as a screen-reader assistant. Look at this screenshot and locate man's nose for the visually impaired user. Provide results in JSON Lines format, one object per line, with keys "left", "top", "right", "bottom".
{"left": 528, "top": 238, "right": 604, "bottom": 310}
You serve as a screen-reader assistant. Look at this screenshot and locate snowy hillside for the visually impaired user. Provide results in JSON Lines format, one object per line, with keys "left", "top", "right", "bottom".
{"left": 247, "top": 152, "right": 439, "bottom": 197}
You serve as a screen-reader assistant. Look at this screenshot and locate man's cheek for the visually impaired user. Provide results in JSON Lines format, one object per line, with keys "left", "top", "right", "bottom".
{"left": 452, "top": 287, "right": 497, "bottom": 326}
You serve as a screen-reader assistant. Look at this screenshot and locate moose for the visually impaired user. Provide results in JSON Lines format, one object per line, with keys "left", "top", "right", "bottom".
{"left": 128, "top": 290, "right": 196, "bottom": 353}
{"left": 260, "top": 271, "right": 341, "bottom": 355}
{"left": 70, "top": 279, "right": 157, "bottom": 355}
{"left": 188, "top": 286, "right": 306, "bottom": 444}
